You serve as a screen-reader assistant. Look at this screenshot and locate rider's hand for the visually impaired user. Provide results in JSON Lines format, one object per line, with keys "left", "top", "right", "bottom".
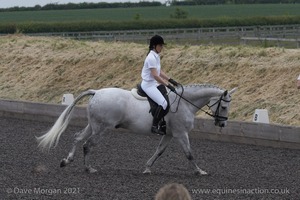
{"left": 168, "top": 78, "right": 179, "bottom": 87}
{"left": 167, "top": 84, "right": 176, "bottom": 93}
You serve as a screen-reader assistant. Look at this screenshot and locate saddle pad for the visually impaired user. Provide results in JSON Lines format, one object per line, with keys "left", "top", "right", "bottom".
{"left": 131, "top": 88, "right": 147, "bottom": 101}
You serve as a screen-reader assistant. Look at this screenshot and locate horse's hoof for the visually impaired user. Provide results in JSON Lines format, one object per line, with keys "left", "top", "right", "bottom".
{"left": 60, "top": 159, "right": 67, "bottom": 168}
{"left": 195, "top": 169, "right": 208, "bottom": 176}
{"left": 143, "top": 168, "right": 151, "bottom": 174}
{"left": 86, "top": 167, "right": 97, "bottom": 174}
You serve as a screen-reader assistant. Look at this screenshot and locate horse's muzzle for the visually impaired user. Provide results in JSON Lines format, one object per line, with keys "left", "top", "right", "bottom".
{"left": 215, "top": 120, "right": 227, "bottom": 127}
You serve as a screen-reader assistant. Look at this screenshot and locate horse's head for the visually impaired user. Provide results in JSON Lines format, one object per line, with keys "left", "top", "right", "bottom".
{"left": 208, "top": 88, "right": 237, "bottom": 127}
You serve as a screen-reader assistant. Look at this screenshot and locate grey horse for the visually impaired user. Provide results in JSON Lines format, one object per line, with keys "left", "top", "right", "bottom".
{"left": 37, "top": 84, "right": 237, "bottom": 175}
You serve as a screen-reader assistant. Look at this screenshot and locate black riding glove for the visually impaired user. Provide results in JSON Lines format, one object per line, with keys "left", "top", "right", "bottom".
{"left": 168, "top": 78, "right": 179, "bottom": 87}
{"left": 167, "top": 84, "right": 176, "bottom": 93}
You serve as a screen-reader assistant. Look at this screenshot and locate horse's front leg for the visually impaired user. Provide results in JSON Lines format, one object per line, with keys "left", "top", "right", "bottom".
{"left": 143, "top": 135, "right": 172, "bottom": 174}
{"left": 175, "top": 133, "right": 208, "bottom": 175}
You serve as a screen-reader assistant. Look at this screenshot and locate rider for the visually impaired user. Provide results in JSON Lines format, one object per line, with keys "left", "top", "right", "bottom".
{"left": 141, "top": 35, "right": 179, "bottom": 135}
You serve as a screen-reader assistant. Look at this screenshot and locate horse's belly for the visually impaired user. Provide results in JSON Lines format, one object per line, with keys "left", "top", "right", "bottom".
{"left": 125, "top": 116, "right": 153, "bottom": 134}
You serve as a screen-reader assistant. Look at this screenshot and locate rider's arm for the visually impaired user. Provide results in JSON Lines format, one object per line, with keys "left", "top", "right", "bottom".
{"left": 159, "top": 70, "right": 170, "bottom": 81}
{"left": 150, "top": 68, "right": 169, "bottom": 86}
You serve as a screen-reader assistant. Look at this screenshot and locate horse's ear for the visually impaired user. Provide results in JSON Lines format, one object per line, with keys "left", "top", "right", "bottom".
{"left": 229, "top": 87, "right": 238, "bottom": 95}
{"left": 224, "top": 90, "right": 228, "bottom": 96}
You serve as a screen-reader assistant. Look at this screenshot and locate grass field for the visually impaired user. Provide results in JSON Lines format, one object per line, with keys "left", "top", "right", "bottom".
{"left": 0, "top": 4, "right": 300, "bottom": 23}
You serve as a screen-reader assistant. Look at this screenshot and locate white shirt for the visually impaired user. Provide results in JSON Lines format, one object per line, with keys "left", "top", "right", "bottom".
{"left": 141, "top": 50, "right": 161, "bottom": 82}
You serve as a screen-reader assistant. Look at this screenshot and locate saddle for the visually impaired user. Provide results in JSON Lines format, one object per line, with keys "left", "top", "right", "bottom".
{"left": 135, "top": 83, "right": 170, "bottom": 118}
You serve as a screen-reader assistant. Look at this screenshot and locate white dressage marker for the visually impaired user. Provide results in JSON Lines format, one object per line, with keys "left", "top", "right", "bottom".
{"left": 61, "top": 93, "right": 74, "bottom": 105}
{"left": 253, "top": 109, "right": 269, "bottom": 124}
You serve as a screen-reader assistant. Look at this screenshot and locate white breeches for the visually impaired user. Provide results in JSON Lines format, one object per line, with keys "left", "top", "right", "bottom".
{"left": 141, "top": 80, "right": 168, "bottom": 110}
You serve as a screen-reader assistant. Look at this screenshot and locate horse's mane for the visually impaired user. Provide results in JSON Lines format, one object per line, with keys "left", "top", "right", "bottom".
{"left": 183, "top": 83, "right": 224, "bottom": 91}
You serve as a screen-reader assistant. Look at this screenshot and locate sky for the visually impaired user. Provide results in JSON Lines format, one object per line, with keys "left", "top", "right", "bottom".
{"left": 0, "top": 0, "right": 163, "bottom": 8}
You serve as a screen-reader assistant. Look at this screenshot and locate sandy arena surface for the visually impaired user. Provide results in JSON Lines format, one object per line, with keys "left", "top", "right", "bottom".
{"left": 1, "top": 116, "right": 300, "bottom": 199}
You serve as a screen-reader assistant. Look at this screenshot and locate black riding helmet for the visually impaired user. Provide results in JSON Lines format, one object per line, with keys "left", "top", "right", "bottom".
{"left": 149, "top": 35, "right": 166, "bottom": 49}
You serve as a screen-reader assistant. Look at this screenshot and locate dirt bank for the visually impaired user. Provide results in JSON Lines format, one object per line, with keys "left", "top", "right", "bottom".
{"left": 0, "top": 35, "right": 299, "bottom": 126}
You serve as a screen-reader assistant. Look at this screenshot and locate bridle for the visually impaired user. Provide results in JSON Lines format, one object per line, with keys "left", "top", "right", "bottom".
{"left": 170, "top": 85, "right": 231, "bottom": 124}
{"left": 206, "top": 91, "right": 231, "bottom": 124}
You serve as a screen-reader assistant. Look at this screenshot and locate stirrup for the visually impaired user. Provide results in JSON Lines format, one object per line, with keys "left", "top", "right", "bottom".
{"left": 151, "top": 125, "right": 166, "bottom": 135}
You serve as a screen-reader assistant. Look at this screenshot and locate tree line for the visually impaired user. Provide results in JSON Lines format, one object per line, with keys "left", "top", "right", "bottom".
{"left": 0, "top": 2, "right": 162, "bottom": 12}
{"left": 1, "top": 0, "right": 300, "bottom": 12}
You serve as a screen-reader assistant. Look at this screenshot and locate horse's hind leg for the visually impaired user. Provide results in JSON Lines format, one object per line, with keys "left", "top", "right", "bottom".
{"left": 60, "top": 125, "right": 92, "bottom": 168}
{"left": 83, "top": 135, "right": 97, "bottom": 173}
{"left": 175, "top": 133, "right": 208, "bottom": 175}
{"left": 83, "top": 122, "right": 107, "bottom": 173}
{"left": 143, "top": 135, "right": 172, "bottom": 174}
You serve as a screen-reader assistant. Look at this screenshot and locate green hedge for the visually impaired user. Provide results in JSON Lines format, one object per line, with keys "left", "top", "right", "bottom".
{"left": 0, "top": 23, "right": 17, "bottom": 34}
{"left": 1, "top": 15, "right": 300, "bottom": 34}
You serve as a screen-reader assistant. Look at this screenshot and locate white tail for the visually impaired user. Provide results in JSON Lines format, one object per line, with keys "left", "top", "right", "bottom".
{"left": 36, "top": 90, "right": 96, "bottom": 151}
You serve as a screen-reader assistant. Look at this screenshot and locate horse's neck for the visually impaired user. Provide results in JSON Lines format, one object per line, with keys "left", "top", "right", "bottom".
{"left": 179, "top": 84, "right": 224, "bottom": 112}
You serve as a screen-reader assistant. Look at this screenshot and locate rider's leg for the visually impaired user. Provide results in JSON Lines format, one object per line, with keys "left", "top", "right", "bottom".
{"left": 141, "top": 81, "right": 168, "bottom": 135}
{"left": 151, "top": 105, "right": 166, "bottom": 135}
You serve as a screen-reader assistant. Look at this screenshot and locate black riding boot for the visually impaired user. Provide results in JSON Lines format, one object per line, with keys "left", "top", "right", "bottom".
{"left": 151, "top": 106, "right": 166, "bottom": 135}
